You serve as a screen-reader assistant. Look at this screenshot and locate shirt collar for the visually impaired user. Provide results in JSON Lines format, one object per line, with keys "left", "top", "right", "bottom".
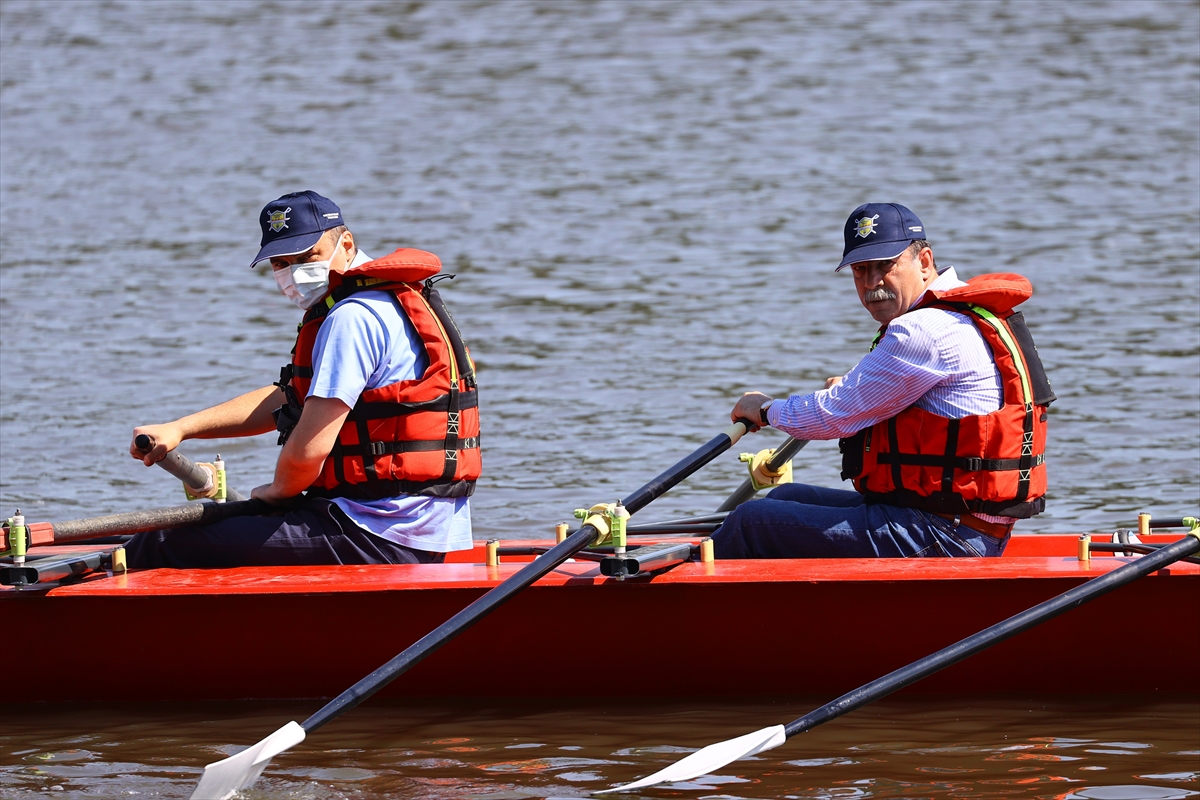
{"left": 909, "top": 265, "right": 964, "bottom": 309}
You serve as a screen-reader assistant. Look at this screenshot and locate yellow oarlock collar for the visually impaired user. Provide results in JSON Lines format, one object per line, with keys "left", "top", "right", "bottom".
{"left": 575, "top": 502, "right": 631, "bottom": 548}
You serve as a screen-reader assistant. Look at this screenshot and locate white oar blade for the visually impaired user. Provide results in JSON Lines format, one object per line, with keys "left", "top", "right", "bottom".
{"left": 595, "top": 724, "right": 786, "bottom": 794}
{"left": 190, "top": 720, "right": 306, "bottom": 800}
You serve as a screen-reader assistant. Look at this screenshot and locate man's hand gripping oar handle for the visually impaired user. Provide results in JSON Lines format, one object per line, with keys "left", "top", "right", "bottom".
{"left": 133, "top": 434, "right": 247, "bottom": 502}
{"left": 186, "top": 421, "right": 753, "bottom": 800}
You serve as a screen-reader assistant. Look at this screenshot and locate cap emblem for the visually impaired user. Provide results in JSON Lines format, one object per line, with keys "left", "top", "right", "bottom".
{"left": 267, "top": 207, "right": 291, "bottom": 233}
{"left": 854, "top": 214, "right": 880, "bottom": 239}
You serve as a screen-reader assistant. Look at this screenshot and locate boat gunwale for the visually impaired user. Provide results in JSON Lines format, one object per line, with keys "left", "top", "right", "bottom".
{"left": 5, "top": 533, "right": 1196, "bottom": 599}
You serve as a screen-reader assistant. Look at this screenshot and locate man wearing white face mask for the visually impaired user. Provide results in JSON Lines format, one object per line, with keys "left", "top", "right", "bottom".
{"left": 124, "top": 191, "right": 481, "bottom": 568}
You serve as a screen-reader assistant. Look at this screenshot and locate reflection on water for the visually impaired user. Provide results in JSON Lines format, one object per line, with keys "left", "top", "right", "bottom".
{"left": 1, "top": 696, "right": 1197, "bottom": 799}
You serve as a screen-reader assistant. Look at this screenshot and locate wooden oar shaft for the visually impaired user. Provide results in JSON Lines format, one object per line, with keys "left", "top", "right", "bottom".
{"left": 783, "top": 533, "right": 1200, "bottom": 739}
{"left": 18, "top": 500, "right": 268, "bottom": 546}
{"left": 301, "top": 422, "right": 750, "bottom": 734}
{"left": 715, "top": 436, "right": 808, "bottom": 513}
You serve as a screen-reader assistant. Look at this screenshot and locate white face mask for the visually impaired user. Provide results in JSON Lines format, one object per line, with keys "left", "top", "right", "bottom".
{"left": 272, "top": 235, "right": 345, "bottom": 309}
{"left": 274, "top": 259, "right": 331, "bottom": 309}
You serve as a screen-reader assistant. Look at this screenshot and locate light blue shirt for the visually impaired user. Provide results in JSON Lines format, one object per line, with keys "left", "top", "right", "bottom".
{"left": 308, "top": 249, "right": 473, "bottom": 552}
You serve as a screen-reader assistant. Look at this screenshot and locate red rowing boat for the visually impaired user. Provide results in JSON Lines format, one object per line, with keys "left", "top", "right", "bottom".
{"left": 3, "top": 529, "right": 1197, "bottom": 701}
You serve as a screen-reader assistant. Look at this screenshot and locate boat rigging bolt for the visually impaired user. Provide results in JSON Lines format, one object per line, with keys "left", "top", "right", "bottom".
{"left": 214, "top": 454, "right": 228, "bottom": 504}
{"left": 609, "top": 501, "right": 629, "bottom": 581}
{"left": 7, "top": 509, "right": 27, "bottom": 588}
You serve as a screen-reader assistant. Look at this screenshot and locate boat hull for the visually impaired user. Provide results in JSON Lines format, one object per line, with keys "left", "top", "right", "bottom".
{"left": 4, "top": 535, "right": 1197, "bottom": 701}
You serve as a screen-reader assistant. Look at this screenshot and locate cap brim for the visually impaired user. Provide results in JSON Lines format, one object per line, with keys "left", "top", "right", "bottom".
{"left": 835, "top": 239, "right": 912, "bottom": 271}
{"left": 250, "top": 230, "right": 325, "bottom": 268}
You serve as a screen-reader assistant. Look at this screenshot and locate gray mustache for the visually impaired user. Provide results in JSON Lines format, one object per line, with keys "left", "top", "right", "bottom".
{"left": 864, "top": 287, "right": 897, "bottom": 302}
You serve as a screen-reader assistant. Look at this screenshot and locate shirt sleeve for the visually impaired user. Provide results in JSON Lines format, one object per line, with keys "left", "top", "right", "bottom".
{"left": 308, "top": 299, "right": 391, "bottom": 408}
{"left": 766, "top": 310, "right": 955, "bottom": 440}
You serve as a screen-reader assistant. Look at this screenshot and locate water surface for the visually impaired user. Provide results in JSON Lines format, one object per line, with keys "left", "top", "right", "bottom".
{"left": 0, "top": 2, "right": 1198, "bottom": 798}
{"left": 2, "top": 696, "right": 1198, "bottom": 799}
{"left": 1, "top": 0, "right": 1197, "bottom": 534}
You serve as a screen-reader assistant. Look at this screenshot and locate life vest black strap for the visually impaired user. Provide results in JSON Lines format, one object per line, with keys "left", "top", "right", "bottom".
{"left": 886, "top": 418, "right": 902, "bottom": 490}
{"left": 863, "top": 489, "right": 1046, "bottom": 519}
{"left": 332, "top": 436, "right": 481, "bottom": 457}
{"left": 1015, "top": 402, "right": 1035, "bottom": 504}
{"left": 306, "top": 477, "right": 476, "bottom": 500}
{"left": 876, "top": 451, "right": 1045, "bottom": 471}
{"left": 351, "top": 389, "right": 479, "bottom": 419}
{"left": 440, "top": 382, "right": 461, "bottom": 484}
{"left": 425, "top": 283, "right": 477, "bottom": 389}
{"left": 940, "top": 419, "right": 959, "bottom": 494}
{"left": 272, "top": 379, "right": 304, "bottom": 446}
{"left": 355, "top": 413, "right": 376, "bottom": 483}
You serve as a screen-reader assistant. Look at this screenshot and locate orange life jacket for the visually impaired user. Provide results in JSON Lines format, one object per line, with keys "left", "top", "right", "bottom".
{"left": 838, "top": 273, "right": 1054, "bottom": 518}
{"left": 273, "top": 248, "right": 481, "bottom": 499}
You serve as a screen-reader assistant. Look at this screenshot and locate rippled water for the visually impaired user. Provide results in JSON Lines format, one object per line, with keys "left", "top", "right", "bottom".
{"left": 1, "top": 1, "right": 1199, "bottom": 797}
{"left": 2, "top": 696, "right": 1198, "bottom": 799}
{"left": 2, "top": 0, "right": 1197, "bottom": 534}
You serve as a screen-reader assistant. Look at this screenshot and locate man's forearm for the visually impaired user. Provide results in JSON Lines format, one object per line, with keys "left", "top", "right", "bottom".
{"left": 254, "top": 395, "right": 352, "bottom": 503}
{"left": 176, "top": 385, "right": 286, "bottom": 440}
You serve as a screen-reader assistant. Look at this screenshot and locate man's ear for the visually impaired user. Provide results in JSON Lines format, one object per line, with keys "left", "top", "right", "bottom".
{"left": 918, "top": 246, "right": 937, "bottom": 278}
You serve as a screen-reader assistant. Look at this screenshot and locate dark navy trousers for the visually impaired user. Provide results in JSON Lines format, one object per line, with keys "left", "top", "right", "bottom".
{"left": 712, "top": 483, "right": 1009, "bottom": 559}
{"left": 123, "top": 497, "right": 446, "bottom": 569}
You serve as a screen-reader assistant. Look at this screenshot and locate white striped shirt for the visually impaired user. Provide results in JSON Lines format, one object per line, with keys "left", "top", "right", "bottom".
{"left": 766, "top": 267, "right": 1016, "bottom": 525}
{"left": 766, "top": 266, "right": 1002, "bottom": 439}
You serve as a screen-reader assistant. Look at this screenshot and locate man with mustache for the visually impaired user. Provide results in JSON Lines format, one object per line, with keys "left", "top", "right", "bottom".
{"left": 717, "top": 203, "right": 1053, "bottom": 559}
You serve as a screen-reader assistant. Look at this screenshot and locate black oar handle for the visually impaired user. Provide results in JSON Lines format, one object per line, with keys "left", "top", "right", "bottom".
{"left": 782, "top": 533, "right": 1200, "bottom": 739}
{"left": 715, "top": 435, "right": 809, "bottom": 512}
{"left": 134, "top": 434, "right": 248, "bottom": 502}
{"left": 49, "top": 499, "right": 268, "bottom": 543}
{"left": 300, "top": 421, "right": 751, "bottom": 734}
{"left": 622, "top": 421, "right": 754, "bottom": 514}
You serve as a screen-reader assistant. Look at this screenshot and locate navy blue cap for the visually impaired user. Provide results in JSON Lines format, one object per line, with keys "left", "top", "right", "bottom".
{"left": 251, "top": 190, "right": 345, "bottom": 267}
{"left": 836, "top": 203, "right": 926, "bottom": 271}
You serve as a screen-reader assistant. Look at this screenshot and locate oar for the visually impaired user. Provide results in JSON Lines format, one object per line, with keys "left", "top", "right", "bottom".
{"left": 134, "top": 434, "right": 248, "bottom": 502}
{"left": 189, "top": 420, "right": 754, "bottom": 800}
{"left": 597, "top": 530, "right": 1200, "bottom": 794}
{"left": 0, "top": 500, "right": 269, "bottom": 549}
{"left": 714, "top": 435, "right": 808, "bottom": 512}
